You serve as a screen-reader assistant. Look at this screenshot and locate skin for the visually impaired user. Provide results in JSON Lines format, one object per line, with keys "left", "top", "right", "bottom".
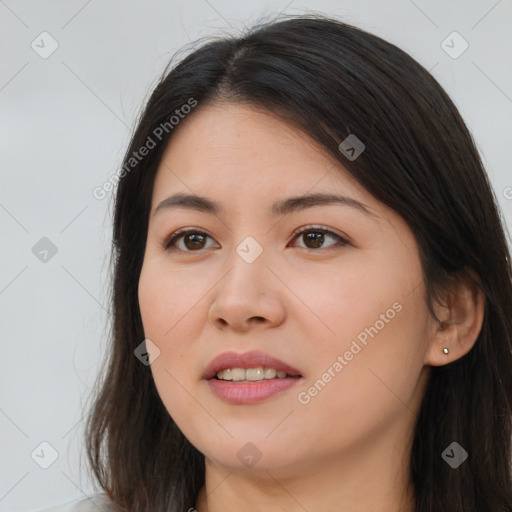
{"left": 137, "top": 102, "right": 485, "bottom": 512}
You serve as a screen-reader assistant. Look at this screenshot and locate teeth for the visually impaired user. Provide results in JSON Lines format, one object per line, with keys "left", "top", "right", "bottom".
{"left": 265, "top": 368, "right": 277, "bottom": 379}
{"left": 246, "top": 367, "right": 264, "bottom": 381}
{"left": 232, "top": 368, "right": 246, "bottom": 381}
{"left": 216, "top": 367, "right": 290, "bottom": 381}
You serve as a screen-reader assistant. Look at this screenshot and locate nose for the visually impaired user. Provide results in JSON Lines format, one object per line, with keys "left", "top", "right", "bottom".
{"left": 207, "top": 246, "right": 287, "bottom": 332}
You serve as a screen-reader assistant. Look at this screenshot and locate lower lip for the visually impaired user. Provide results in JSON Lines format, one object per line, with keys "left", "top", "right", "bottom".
{"left": 207, "top": 377, "right": 302, "bottom": 404}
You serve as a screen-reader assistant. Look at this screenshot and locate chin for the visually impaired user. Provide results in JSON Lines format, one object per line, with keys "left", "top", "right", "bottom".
{"left": 194, "top": 435, "right": 307, "bottom": 473}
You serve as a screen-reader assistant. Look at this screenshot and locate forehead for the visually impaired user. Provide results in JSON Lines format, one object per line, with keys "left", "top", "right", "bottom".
{"left": 152, "top": 102, "right": 370, "bottom": 207}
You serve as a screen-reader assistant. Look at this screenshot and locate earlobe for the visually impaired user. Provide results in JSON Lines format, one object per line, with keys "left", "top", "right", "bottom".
{"left": 424, "top": 275, "right": 486, "bottom": 367}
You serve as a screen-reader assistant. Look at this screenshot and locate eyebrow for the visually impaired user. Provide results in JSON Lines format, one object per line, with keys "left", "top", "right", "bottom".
{"left": 153, "top": 192, "right": 376, "bottom": 218}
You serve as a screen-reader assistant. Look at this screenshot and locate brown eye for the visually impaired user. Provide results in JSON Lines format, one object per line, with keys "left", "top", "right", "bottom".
{"left": 182, "top": 233, "right": 207, "bottom": 250}
{"left": 302, "top": 231, "right": 325, "bottom": 249}
{"left": 291, "top": 226, "right": 348, "bottom": 251}
{"left": 162, "top": 229, "right": 217, "bottom": 252}
{"left": 161, "top": 225, "right": 348, "bottom": 253}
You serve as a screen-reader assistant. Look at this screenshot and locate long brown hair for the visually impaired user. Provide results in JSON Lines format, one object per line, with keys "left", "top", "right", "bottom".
{"left": 83, "top": 13, "right": 512, "bottom": 511}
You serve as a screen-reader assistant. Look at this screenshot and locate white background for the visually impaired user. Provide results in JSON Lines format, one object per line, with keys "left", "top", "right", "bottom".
{"left": 1, "top": 0, "right": 511, "bottom": 510}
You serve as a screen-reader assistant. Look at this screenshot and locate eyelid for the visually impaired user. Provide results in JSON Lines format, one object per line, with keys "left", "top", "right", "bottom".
{"left": 289, "top": 224, "right": 349, "bottom": 250}
{"left": 291, "top": 224, "right": 348, "bottom": 242}
{"left": 160, "top": 227, "right": 215, "bottom": 252}
{"left": 160, "top": 225, "right": 349, "bottom": 252}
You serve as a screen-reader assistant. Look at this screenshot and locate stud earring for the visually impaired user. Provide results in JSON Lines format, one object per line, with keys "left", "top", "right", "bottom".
{"left": 443, "top": 347, "right": 450, "bottom": 354}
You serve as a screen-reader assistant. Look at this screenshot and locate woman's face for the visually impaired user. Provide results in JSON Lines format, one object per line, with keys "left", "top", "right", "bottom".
{"left": 138, "top": 102, "right": 435, "bottom": 474}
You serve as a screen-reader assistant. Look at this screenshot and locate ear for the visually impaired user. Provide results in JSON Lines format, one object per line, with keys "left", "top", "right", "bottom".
{"left": 424, "top": 272, "right": 486, "bottom": 367}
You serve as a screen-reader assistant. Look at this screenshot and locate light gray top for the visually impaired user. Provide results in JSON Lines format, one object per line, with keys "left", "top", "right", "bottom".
{"left": 34, "top": 494, "right": 118, "bottom": 512}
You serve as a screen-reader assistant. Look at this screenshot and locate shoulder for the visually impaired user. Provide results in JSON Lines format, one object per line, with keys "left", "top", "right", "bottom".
{"left": 35, "top": 493, "right": 119, "bottom": 512}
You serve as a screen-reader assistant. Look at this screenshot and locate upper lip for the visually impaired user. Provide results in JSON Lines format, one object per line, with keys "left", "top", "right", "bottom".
{"left": 203, "top": 350, "right": 302, "bottom": 380}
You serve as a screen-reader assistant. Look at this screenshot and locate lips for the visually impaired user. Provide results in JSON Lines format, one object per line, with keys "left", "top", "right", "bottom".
{"left": 202, "top": 350, "right": 302, "bottom": 380}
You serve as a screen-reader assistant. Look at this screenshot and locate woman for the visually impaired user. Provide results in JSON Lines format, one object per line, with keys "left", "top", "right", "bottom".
{"left": 41, "top": 13, "right": 512, "bottom": 512}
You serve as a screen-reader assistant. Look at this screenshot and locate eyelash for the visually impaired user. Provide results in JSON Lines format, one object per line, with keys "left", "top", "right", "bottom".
{"left": 160, "top": 225, "right": 349, "bottom": 253}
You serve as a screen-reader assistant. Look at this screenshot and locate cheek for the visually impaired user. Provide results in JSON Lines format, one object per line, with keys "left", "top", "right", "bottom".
{"left": 291, "top": 300, "right": 429, "bottom": 455}
{"left": 291, "top": 253, "right": 429, "bottom": 419}
{"left": 138, "top": 261, "right": 206, "bottom": 425}
{"left": 138, "top": 261, "right": 166, "bottom": 335}
{"left": 138, "top": 259, "right": 204, "bottom": 342}
{"left": 138, "top": 263, "right": 189, "bottom": 394}
{"left": 282, "top": 252, "right": 412, "bottom": 360}
{"left": 138, "top": 257, "right": 214, "bottom": 384}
